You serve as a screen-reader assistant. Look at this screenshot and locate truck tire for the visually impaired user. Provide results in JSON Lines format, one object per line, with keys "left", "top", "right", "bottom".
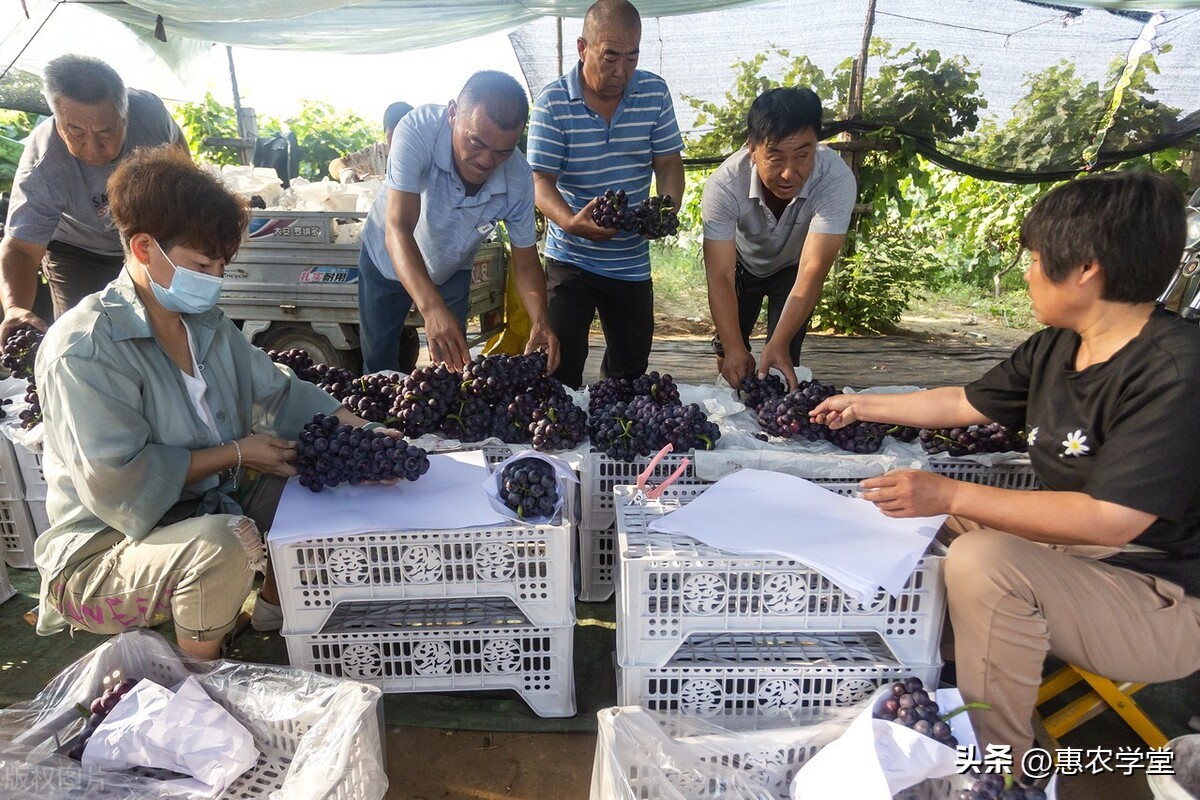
{"left": 253, "top": 323, "right": 362, "bottom": 373}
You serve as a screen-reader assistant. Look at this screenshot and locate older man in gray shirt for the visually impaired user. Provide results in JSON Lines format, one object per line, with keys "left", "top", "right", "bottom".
{"left": 1, "top": 54, "right": 185, "bottom": 346}
{"left": 702, "top": 87, "right": 856, "bottom": 389}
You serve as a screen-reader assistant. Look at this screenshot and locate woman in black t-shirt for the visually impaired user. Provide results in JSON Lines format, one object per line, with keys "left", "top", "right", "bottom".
{"left": 810, "top": 171, "right": 1200, "bottom": 772}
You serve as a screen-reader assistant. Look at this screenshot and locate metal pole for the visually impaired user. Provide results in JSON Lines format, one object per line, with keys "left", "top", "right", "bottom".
{"left": 556, "top": 16, "right": 564, "bottom": 76}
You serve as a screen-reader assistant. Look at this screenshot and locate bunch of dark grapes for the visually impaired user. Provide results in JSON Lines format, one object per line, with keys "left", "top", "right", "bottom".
{"left": 633, "top": 194, "right": 680, "bottom": 238}
{"left": 587, "top": 377, "right": 634, "bottom": 417}
{"left": 957, "top": 774, "right": 1046, "bottom": 800}
{"left": 0, "top": 397, "right": 10, "bottom": 420}
{"left": 589, "top": 401, "right": 653, "bottom": 461}
{"left": 391, "top": 364, "right": 461, "bottom": 437}
{"left": 19, "top": 377, "right": 42, "bottom": 430}
{"left": 490, "top": 391, "right": 538, "bottom": 444}
{"left": 631, "top": 370, "right": 680, "bottom": 405}
{"left": 338, "top": 374, "right": 403, "bottom": 424}
{"left": 919, "top": 423, "right": 1027, "bottom": 457}
{"left": 739, "top": 373, "right": 786, "bottom": 413}
{"left": 2, "top": 327, "right": 43, "bottom": 379}
{"left": 756, "top": 380, "right": 837, "bottom": 441}
{"left": 267, "top": 348, "right": 317, "bottom": 381}
{"left": 530, "top": 395, "right": 588, "bottom": 451}
{"left": 296, "top": 413, "right": 429, "bottom": 492}
{"left": 591, "top": 188, "right": 638, "bottom": 232}
{"left": 886, "top": 424, "right": 921, "bottom": 443}
{"left": 875, "top": 676, "right": 988, "bottom": 751}
{"left": 499, "top": 457, "right": 560, "bottom": 520}
{"left": 64, "top": 677, "right": 140, "bottom": 760}
{"left": 629, "top": 396, "right": 720, "bottom": 452}
{"left": 312, "top": 363, "right": 357, "bottom": 396}
{"left": 826, "top": 420, "right": 891, "bottom": 454}
{"left": 440, "top": 394, "right": 493, "bottom": 442}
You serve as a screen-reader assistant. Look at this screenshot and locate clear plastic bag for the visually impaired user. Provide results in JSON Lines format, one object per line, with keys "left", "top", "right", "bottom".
{"left": 0, "top": 629, "right": 388, "bottom": 800}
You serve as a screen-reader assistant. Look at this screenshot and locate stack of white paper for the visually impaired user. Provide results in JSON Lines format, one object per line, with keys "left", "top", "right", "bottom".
{"left": 644, "top": 469, "right": 945, "bottom": 603}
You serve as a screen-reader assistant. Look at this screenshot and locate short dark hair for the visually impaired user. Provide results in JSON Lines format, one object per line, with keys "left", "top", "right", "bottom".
{"left": 108, "top": 145, "right": 248, "bottom": 264}
{"left": 1019, "top": 171, "right": 1185, "bottom": 303}
{"left": 582, "top": 0, "right": 641, "bottom": 40}
{"left": 458, "top": 71, "right": 529, "bottom": 132}
{"left": 747, "top": 87, "right": 823, "bottom": 146}
{"left": 383, "top": 101, "right": 414, "bottom": 132}
{"left": 43, "top": 54, "right": 128, "bottom": 118}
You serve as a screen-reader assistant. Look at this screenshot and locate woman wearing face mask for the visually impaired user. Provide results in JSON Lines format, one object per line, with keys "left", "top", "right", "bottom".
{"left": 30, "top": 145, "right": 382, "bottom": 659}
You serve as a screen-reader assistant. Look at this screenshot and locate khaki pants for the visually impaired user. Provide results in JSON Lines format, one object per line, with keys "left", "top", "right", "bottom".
{"left": 944, "top": 522, "right": 1200, "bottom": 764}
{"left": 47, "top": 477, "right": 285, "bottom": 643}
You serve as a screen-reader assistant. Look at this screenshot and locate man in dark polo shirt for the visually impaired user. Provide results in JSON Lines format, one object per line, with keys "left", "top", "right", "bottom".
{"left": 1, "top": 54, "right": 185, "bottom": 346}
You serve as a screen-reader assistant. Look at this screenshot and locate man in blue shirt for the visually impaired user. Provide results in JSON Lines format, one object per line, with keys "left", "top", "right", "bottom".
{"left": 528, "top": 0, "right": 685, "bottom": 388}
{"left": 358, "top": 71, "right": 558, "bottom": 373}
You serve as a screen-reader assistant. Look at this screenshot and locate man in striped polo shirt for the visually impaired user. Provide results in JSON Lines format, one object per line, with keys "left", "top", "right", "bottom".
{"left": 357, "top": 71, "right": 558, "bottom": 374}
{"left": 527, "top": 0, "right": 685, "bottom": 389}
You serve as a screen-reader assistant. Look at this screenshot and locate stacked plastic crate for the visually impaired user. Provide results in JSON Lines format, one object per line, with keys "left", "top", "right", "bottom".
{"left": 575, "top": 450, "right": 708, "bottom": 602}
{"left": 613, "top": 482, "right": 946, "bottom": 717}
{"left": 271, "top": 448, "right": 578, "bottom": 718}
{"left": 0, "top": 428, "right": 40, "bottom": 569}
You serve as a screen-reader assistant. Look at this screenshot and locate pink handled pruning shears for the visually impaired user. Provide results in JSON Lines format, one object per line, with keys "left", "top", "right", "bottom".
{"left": 631, "top": 443, "right": 691, "bottom": 505}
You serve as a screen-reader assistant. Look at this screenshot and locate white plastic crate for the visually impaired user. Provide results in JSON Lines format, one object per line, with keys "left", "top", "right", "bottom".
{"left": 28, "top": 499, "right": 49, "bottom": 535}
{"left": 0, "top": 433, "right": 24, "bottom": 500}
{"left": 285, "top": 596, "right": 576, "bottom": 718}
{"left": 616, "top": 631, "right": 940, "bottom": 717}
{"left": 0, "top": 629, "right": 388, "bottom": 799}
{"left": 270, "top": 518, "right": 575, "bottom": 633}
{"left": 578, "top": 524, "right": 616, "bottom": 602}
{"left": 615, "top": 485, "right": 946, "bottom": 668}
{"left": 0, "top": 557, "right": 14, "bottom": 605}
{"left": 580, "top": 450, "right": 708, "bottom": 530}
{"left": 0, "top": 496, "right": 37, "bottom": 568}
{"left": 12, "top": 441, "right": 46, "bottom": 501}
{"left": 592, "top": 705, "right": 966, "bottom": 800}
{"left": 928, "top": 456, "right": 1038, "bottom": 489}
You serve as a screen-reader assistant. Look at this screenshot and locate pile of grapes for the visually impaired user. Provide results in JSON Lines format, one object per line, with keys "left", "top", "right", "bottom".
{"left": 64, "top": 676, "right": 141, "bottom": 760}
{"left": 392, "top": 352, "right": 586, "bottom": 452}
{"left": 588, "top": 372, "right": 720, "bottom": 461}
{"left": 740, "top": 375, "right": 1022, "bottom": 457}
{"left": 957, "top": 774, "right": 1047, "bottom": 800}
{"left": 296, "top": 413, "right": 429, "bottom": 492}
{"left": 591, "top": 190, "right": 680, "bottom": 238}
{"left": 340, "top": 373, "right": 404, "bottom": 424}
{"left": 499, "top": 457, "right": 560, "bottom": 520}
{"left": 920, "top": 423, "right": 1027, "bottom": 457}
{"left": 3, "top": 327, "right": 44, "bottom": 430}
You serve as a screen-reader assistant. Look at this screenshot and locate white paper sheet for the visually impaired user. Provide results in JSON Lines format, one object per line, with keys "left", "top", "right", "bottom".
{"left": 268, "top": 450, "right": 509, "bottom": 544}
{"left": 644, "top": 469, "right": 944, "bottom": 603}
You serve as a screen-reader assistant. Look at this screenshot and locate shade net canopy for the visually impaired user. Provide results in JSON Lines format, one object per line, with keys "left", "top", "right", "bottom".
{"left": 4, "top": 0, "right": 1198, "bottom": 180}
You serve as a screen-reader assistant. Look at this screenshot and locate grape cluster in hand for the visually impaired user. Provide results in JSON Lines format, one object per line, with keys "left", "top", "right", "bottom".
{"left": 738, "top": 373, "right": 786, "bottom": 413}
{"left": 3, "top": 328, "right": 44, "bottom": 429}
{"left": 500, "top": 457, "right": 560, "bottom": 520}
{"left": 296, "top": 413, "right": 429, "bottom": 492}
{"left": 919, "top": 423, "right": 1027, "bottom": 456}
{"left": 756, "top": 380, "right": 837, "bottom": 442}
{"left": 65, "top": 677, "right": 140, "bottom": 760}
{"left": 2, "top": 327, "right": 43, "bottom": 379}
{"left": 874, "top": 676, "right": 959, "bottom": 749}
{"left": 591, "top": 189, "right": 639, "bottom": 232}
{"left": 958, "top": 774, "right": 1046, "bottom": 800}
{"left": 341, "top": 373, "right": 403, "bottom": 424}
{"left": 634, "top": 195, "right": 680, "bottom": 238}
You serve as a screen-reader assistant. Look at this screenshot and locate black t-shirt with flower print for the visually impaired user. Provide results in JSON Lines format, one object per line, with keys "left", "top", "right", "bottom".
{"left": 964, "top": 308, "right": 1200, "bottom": 597}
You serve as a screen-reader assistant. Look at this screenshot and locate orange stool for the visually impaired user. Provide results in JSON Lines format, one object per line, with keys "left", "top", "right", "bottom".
{"left": 1035, "top": 664, "right": 1168, "bottom": 749}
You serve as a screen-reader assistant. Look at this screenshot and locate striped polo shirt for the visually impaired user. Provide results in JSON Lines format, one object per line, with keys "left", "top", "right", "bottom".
{"left": 528, "top": 64, "right": 684, "bottom": 282}
{"left": 362, "top": 104, "right": 537, "bottom": 285}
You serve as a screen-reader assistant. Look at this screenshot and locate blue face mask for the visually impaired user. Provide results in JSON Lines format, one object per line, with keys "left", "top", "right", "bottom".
{"left": 145, "top": 239, "right": 224, "bottom": 315}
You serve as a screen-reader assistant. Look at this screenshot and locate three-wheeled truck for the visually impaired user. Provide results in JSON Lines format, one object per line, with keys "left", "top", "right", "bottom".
{"left": 219, "top": 209, "right": 507, "bottom": 369}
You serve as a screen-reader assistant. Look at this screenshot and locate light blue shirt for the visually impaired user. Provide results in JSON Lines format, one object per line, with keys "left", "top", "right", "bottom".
{"left": 528, "top": 64, "right": 684, "bottom": 282}
{"left": 361, "top": 104, "right": 536, "bottom": 285}
{"left": 33, "top": 269, "right": 341, "bottom": 635}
